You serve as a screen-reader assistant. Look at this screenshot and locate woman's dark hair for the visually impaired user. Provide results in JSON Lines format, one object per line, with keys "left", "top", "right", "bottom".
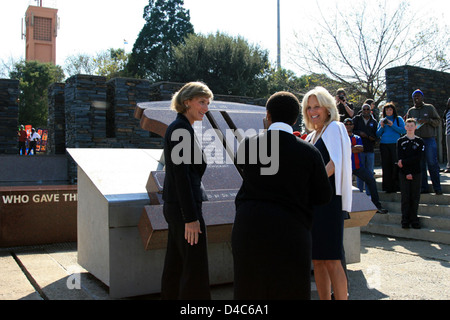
{"left": 382, "top": 102, "right": 398, "bottom": 118}
{"left": 266, "top": 91, "right": 300, "bottom": 125}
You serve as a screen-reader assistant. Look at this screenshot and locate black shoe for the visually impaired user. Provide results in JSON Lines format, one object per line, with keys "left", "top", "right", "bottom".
{"left": 412, "top": 223, "right": 421, "bottom": 229}
{"left": 435, "top": 190, "right": 443, "bottom": 195}
{"left": 377, "top": 207, "right": 388, "bottom": 214}
{"left": 402, "top": 224, "right": 410, "bottom": 229}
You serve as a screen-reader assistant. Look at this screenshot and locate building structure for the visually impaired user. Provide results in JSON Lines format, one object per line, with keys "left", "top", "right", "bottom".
{"left": 24, "top": 2, "right": 58, "bottom": 64}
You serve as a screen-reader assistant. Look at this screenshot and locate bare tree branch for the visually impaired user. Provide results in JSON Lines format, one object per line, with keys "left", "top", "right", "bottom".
{"left": 291, "top": 0, "right": 449, "bottom": 102}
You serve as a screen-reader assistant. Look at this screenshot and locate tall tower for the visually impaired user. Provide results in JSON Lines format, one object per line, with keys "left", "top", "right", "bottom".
{"left": 24, "top": 2, "right": 58, "bottom": 64}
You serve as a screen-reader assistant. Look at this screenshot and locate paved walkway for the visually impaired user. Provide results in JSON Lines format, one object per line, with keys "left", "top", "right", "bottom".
{"left": 1, "top": 233, "right": 448, "bottom": 300}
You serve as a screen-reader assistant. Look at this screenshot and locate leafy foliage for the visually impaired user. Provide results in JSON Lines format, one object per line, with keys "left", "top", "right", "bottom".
{"left": 127, "top": 0, "right": 194, "bottom": 80}
{"left": 170, "top": 32, "right": 270, "bottom": 97}
{"left": 9, "top": 60, "right": 64, "bottom": 128}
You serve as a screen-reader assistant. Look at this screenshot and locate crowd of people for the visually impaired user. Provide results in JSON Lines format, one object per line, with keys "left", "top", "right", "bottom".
{"left": 149, "top": 81, "right": 447, "bottom": 301}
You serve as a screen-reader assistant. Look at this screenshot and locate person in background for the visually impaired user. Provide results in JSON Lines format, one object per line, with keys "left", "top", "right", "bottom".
{"left": 376, "top": 102, "right": 406, "bottom": 193}
{"left": 27, "top": 128, "right": 41, "bottom": 155}
{"left": 335, "top": 88, "right": 354, "bottom": 122}
{"left": 406, "top": 89, "right": 442, "bottom": 195}
{"left": 18, "top": 125, "right": 27, "bottom": 155}
{"left": 160, "top": 82, "right": 213, "bottom": 300}
{"left": 344, "top": 118, "right": 387, "bottom": 214}
{"left": 444, "top": 98, "right": 450, "bottom": 173}
{"left": 397, "top": 118, "right": 425, "bottom": 229}
{"left": 352, "top": 104, "right": 378, "bottom": 196}
{"left": 303, "top": 86, "right": 353, "bottom": 300}
{"left": 366, "top": 99, "right": 380, "bottom": 121}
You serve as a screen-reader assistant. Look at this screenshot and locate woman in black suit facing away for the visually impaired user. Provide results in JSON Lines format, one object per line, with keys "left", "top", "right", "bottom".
{"left": 232, "top": 91, "right": 332, "bottom": 300}
{"left": 161, "top": 82, "right": 213, "bottom": 300}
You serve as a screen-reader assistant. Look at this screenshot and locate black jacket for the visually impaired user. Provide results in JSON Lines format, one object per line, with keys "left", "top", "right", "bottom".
{"left": 397, "top": 135, "right": 425, "bottom": 175}
{"left": 352, "top": 114, "right": 378, "bottom": 153}
{"left": 235, "top": 130, "right": 332, "bottom": 230}
{"left": 162, "top": 113, "right": 208, "bottom": 222}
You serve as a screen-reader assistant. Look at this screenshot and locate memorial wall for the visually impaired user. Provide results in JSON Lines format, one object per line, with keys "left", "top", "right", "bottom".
{"left": 2, "top": 65, "right": 448, "bottom": 170}
{"left": 0, "top": 79, "right": 20, "bottom": 154}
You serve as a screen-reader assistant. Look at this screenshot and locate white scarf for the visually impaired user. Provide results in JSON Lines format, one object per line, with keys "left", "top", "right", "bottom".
{"left": 307, "top": 121, "right": 353, "bottom": 212}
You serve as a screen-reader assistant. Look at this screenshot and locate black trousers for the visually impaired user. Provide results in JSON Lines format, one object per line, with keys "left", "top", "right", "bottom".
{"left": 232, "top": 201, "right": 312, "bottom": 300}
{"left": 353, "top": 167, "right": 382, "bottom": 208}
{"left": 399, "top": 172, "right": 421, "bottom": 226}
{"left": 380, "top": 143, "right": 399, "bottom": 192}
{"left": 161, "top": 202, "right": 210, "bottom": 300}
{"left": 28, "top": 141, "right": 37, "bottom": 155}
{"left": 19, "top": 141, "right": 26, "bottom": 155}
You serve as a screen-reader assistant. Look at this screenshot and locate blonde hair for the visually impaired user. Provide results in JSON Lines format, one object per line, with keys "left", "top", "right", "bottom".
{"left": 302, "top": 86, "right": 339, "bottom": 131}
{"left": 171, "top": 82, "right": 214, "bottom": 113}
{"left": 405, "top": 118, "right": 417, "bottom": 125}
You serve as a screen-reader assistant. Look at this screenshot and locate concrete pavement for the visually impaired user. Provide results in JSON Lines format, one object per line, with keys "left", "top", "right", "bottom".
{"left": 1, "top": 232, "right": 448, "bottom": 300}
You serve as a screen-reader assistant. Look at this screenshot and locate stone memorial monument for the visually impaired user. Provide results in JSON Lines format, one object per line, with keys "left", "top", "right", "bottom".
{"left": 136, "top": 101, "right": 376, "bottom": 259}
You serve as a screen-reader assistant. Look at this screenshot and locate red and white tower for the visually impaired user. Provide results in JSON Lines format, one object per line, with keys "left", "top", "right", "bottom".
{"left": 23, "top": 0, "right": 58, "bottom": 64}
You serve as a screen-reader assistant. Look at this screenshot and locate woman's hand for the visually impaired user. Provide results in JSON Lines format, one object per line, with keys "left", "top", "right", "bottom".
{"left": 185, "top": 220, "right": 202, "bottom": 245}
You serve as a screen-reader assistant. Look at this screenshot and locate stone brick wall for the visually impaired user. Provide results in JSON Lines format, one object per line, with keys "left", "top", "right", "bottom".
{"left": 106, "top": 77, "right": 163, "bottom": 149}
{"left": 385, "top": 65, "right": 450, "bottom": 116}
{"left": 46, "top": 76, "right": 268, "bottom": 182}
{"left": 47, "top": 82, "right": 66, "bottom": 154}
{"left": 385, "top": 65, "right": 449, "bottom": 162}
{"left": 0, "top": 79, "right": 20, "bottom": 154}
{"left": 64, "top": 75, "right": 108, "bottom": 149}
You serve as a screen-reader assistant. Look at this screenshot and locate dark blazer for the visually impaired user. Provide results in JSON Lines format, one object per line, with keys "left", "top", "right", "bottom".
{"left": 232, "top": 129, "right": 332, "bottom": 299}
{"left": 162, "top": 113, "right": 208, "bottom": 223}
{"left": 235, "top": 130, "right": 332, "bottom": 229}
{"left": 353, "top": 114, "right": 378, "bottom": 153}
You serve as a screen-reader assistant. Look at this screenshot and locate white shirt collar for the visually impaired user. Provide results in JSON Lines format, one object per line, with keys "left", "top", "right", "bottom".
{"left": 268, "top": 122, "right": 294, "bottom": 134}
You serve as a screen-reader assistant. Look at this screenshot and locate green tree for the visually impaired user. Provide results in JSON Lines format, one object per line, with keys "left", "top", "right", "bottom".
{"left": 127, "top": 0, "right": 194, "bottom": 80}
{"left": 95, "top": 48, "right": 130, "bottom": 80}
{"left": 63, "top": 53, "right": 96, "bottom": 78}
{"left": 170, "top": 32, "right": 270, "bottom": 97}
{"left": 63, "top": 48, "right": 130, "bottom": 80}
{"left": 9, "top": 60, "right": 64, "bottom": 128}
{"left": 266, "top": 68, "right": 307, "bottom": 97}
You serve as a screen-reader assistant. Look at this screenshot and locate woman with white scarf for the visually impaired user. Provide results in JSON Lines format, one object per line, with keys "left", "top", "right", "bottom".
{"left": 303, "top": 87, "right": 352, "bottom": 300}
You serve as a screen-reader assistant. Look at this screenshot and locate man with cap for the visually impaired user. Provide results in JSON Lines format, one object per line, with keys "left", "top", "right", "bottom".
{"left": 406, "top": 89, "right": 442, "bottom": 195}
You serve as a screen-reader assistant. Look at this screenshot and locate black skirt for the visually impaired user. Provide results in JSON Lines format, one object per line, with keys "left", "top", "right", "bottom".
{"left": 312, "top": 138, "right": 345, "bottom": 260}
